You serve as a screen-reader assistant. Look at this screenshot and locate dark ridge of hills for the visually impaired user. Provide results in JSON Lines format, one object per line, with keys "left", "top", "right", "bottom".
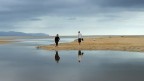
{"left": 0, "top": 31, "right": 48, "bottom": 36}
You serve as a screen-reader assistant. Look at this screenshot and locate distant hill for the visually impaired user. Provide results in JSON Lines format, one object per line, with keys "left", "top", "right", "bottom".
{"left": 0, "top": 31, "right": 49, "bottom": 36}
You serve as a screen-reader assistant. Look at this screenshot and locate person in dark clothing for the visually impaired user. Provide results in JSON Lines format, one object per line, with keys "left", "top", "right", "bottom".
{"left": 55, "top": 34, "right": 60, "bottom": 47}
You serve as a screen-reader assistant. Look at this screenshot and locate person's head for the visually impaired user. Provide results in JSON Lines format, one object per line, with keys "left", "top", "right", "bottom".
{"left": 78, "top": 31, "right": 80, "bottom": 33}
{"left": 56, "top": 34, "right": 59, "bottom": 37}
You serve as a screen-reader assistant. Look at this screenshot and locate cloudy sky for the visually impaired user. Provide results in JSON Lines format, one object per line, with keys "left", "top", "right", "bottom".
{"left": 0, "top": 0, "right": 144, "bottom": 35}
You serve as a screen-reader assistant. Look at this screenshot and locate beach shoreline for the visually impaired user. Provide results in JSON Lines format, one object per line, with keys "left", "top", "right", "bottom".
{"left": 1, "top": 36, "right": 144, "bottom": 52}
{"left": 0, "top": 40, "right": 15, "bottom": 44}
{"left": 38, "top": 36, "right": 144, "bottom": 52}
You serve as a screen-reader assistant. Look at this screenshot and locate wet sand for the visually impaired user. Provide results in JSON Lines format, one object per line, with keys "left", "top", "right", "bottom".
{"left": 0, "top": 40, "right": 14, "bottom": 44}
{"left": 39, "top": 36, "right": 144, "bottom": 52}
{"left": 0, "top": 36, "right": 48, "bottom": 44}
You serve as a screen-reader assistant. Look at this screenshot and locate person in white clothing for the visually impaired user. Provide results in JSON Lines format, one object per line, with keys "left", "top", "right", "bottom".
{"left": 78, "top": 31, "right": 82, "bottom": 45}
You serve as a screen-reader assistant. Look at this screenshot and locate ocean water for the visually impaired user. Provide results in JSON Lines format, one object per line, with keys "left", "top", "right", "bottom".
{"left": 0, "top": 37, "right": 144, "bottom": 81}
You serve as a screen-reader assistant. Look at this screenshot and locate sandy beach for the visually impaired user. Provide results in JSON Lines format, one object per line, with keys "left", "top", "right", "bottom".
{"left": 0, "top": 36, "right": 48, "bottom": 44}
{"left": 0, "top": 40, "right": 14, "bottom": 44}
{"left": 39, "top": 36, "right": 144, "bottom": 52}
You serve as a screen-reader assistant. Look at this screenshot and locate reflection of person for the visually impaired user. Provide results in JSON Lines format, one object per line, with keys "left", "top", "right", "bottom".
{"left": 78, "top": 31, "right": 82, "bottom": 45}
{"left": 55, "top": 34, "right": 60, "bottom": 47}
{"left": 78, "top": 50, "right": 84, "bottom": 62}
{"left": 55, "top": 51, "right": 60, "bottom": 63}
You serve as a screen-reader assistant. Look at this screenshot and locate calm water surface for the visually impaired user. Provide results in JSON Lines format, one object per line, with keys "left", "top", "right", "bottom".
{"left": 0, "top": 38, "right": 144, "bottom": 81}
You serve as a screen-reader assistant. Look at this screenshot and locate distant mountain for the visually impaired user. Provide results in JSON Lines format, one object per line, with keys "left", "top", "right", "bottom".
{"left": 0, "top": 31, "right": 49, "bottom": 36}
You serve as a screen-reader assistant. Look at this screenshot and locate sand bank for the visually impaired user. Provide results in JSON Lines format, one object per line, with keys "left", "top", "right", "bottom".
{"left": 0, "top": 40, "right": 14, "bottom": 44}
{"left": 39, "top": 36, "right": 144, "bottom": 52}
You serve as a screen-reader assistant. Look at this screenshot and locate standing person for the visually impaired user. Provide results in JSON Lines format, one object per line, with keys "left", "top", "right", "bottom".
{"left": 78, "top": 31, "right": 82, "bottom": 45}
{"left": 55, "top": 34, "right": 60, "bottom": 47}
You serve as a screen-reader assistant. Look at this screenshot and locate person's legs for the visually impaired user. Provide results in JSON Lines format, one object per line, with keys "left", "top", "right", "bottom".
{"left": 57, "top": 42, "right": 59, "bottom": 46}
{"left": 78, "top": 38, "right": 81, "bottom": 45}
{"left": 55, "top": 41, "right": 58, "bottom": 46}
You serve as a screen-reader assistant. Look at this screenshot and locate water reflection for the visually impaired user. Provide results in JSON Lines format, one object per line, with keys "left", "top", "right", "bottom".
{"left": 55, "top": 51, "right": 60, "bottom": 63}
{"left": 78, "top": 50, "right": 84, "bottom": 62}
{"left": 54, "top": 50, "right": 85, "bottom": 63}
{"left": 1, "top": 44, "right": 144, "bottom": 81}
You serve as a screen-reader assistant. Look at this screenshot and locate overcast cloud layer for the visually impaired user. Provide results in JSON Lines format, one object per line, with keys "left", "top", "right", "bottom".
{"left": 0, "top": 0, "right": 144, "bottom": 35}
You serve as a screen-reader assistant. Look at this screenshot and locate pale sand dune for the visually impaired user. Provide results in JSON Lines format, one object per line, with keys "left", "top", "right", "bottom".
{"left": 39, "top": 36, "right": 144, "bottom": 52}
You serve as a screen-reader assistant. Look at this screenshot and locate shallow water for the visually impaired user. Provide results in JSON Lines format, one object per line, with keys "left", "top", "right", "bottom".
{"left": 0, "top": 38, "right": 144, "bottom": 81}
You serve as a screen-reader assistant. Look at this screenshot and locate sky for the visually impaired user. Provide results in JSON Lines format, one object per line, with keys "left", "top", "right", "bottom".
{"left": 0, "top": 0, "right": 144, "bottom": 36}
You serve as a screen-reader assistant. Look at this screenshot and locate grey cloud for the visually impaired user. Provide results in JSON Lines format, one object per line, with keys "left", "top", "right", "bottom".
{"left": 0, "top": 0, "right": 144, "bottom": 30}
{"left": 103, "top": 0, "right": 144, "bottom": 8}
{"left": 1, "top": 0, "right": 144, "bottom": 21}
{"left": 30, "top": 18, "right": 42, "bottom": 21}
{"left": 1, "top": 0, "right": 144, "bottom": 18}
{"left": 89, "top": 0, "right": 144, "bottom": 8}
{"left": 67, "top": 17, "right": 77, "bottom": 20}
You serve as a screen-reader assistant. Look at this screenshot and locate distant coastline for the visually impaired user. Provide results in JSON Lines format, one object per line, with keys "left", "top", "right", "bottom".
{"left": 0, "top": 31, "right": 48, "bottom": 36}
